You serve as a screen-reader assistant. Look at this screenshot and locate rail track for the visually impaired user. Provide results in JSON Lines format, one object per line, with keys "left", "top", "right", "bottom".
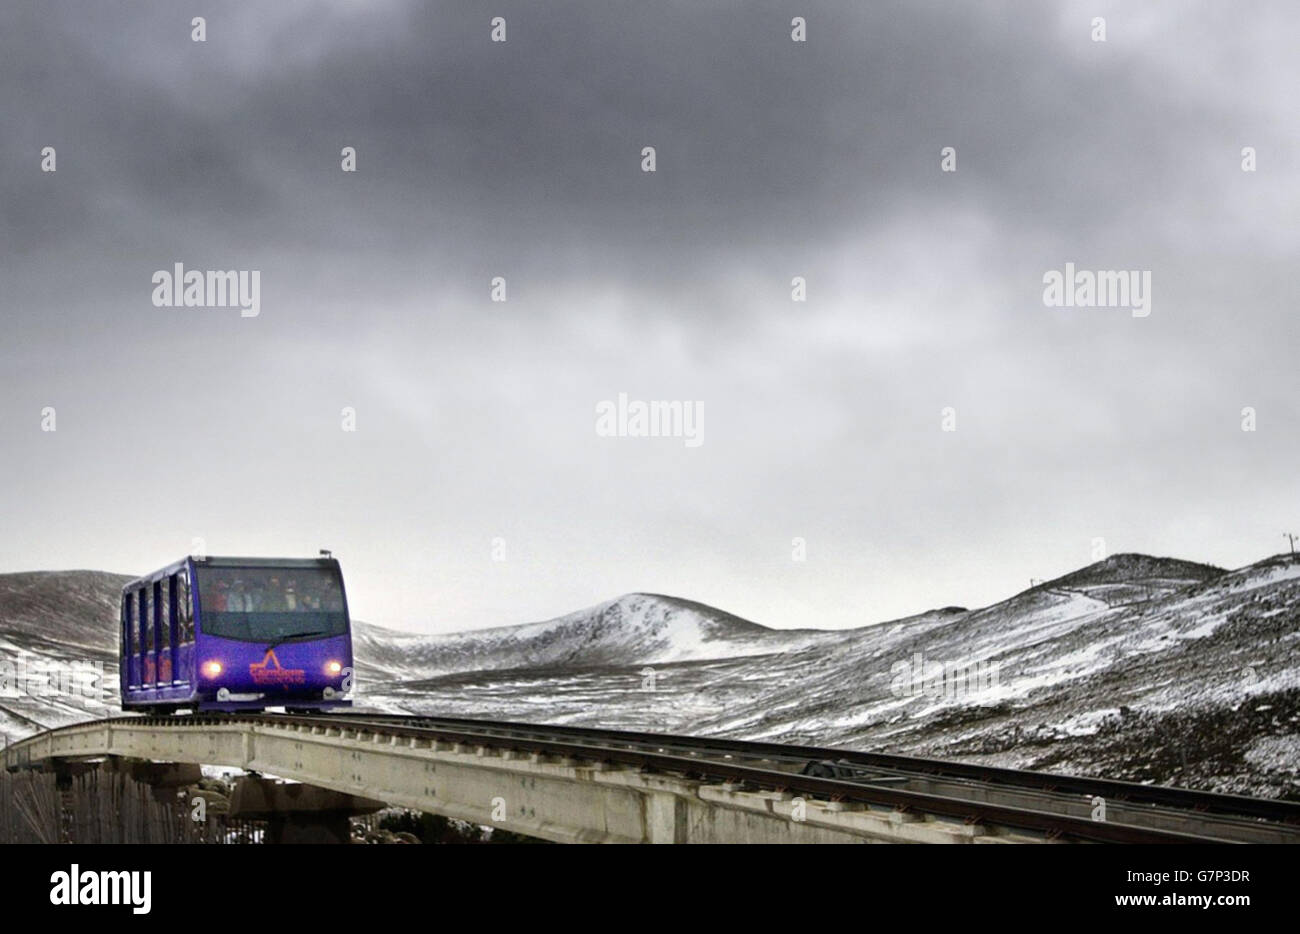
{"left": 310, "top": 711, "right": 1300, "bottom": 843}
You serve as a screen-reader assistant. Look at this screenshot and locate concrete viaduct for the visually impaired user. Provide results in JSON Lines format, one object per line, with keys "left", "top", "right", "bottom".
{"left": 7, "top": 714, "right": 1296, "bottom": 844}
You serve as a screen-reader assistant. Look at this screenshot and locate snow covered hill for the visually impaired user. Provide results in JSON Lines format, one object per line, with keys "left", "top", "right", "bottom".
{"left": 2, "top": 553, "right": 1297, "bottom": 798}
{"left": 367, "top": 553, "right": 1300, "bottom": 797}
{"left": 352, "top": 592, "right": 831, "bottom": 681}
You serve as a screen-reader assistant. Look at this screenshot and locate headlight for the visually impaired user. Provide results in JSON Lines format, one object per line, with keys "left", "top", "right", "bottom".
{"left": 325, "top": 660, "right": 343, "bottom": 675}
{"left": 202, "top": 660, "right": 223, "bottom": 678}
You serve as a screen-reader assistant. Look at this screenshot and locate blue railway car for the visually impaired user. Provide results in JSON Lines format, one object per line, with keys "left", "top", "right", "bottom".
{"left": 120, "top": 555, "right": 354, "bottom": 713}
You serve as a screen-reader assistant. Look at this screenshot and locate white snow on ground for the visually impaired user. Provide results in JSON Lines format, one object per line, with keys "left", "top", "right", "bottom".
{"left": 1053, "top": 708, "right": 1123, "bottom": 737}
{"left": 1244, "top": 735, "right": 1300, "bottom": 773}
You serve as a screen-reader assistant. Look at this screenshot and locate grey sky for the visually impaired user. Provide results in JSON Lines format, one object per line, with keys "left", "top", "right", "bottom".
{"left": 2, "top": 1, "right": 1297, "bottom": 633}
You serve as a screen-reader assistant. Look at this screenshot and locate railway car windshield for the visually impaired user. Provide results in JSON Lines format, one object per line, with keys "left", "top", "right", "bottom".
{"left": 195, "top": 566, "right": 348, "bottom": 643}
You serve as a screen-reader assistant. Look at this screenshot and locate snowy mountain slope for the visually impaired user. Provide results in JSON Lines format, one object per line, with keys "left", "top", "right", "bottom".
{"left": 1035, "top": 553, "right": 1224, "bottom": 606}
{"left": 0, "top": 571, "right": 128, "bottom": 739}
{"left": 371, "top": 554, "right": 1300, "bottom": 797}
{"left": 0, "top": 570, "right": 130, "bottom": 658}
{"left": 353, "top": 592, "right": 834, "bottom": 681}
{"left": 1, "top": 553, "right": 1297, "bottom": 798}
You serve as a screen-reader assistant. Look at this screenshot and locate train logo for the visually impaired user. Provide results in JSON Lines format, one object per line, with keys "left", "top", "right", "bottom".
{"left": 249, "top": 650, "right": 306, "bottom": 686}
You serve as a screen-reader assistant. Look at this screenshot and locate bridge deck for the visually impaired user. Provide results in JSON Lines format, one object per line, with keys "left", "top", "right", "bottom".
{"left": 6, "top": 713, "right": 1298, "bottom": 844}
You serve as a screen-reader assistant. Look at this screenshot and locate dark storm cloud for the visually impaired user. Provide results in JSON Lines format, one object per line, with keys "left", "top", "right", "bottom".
{"left": 3, "top": 2, "right": 1271, "bottom": 280}
{"left": 2, "top": 1, "right": 1297, "bottom": 631}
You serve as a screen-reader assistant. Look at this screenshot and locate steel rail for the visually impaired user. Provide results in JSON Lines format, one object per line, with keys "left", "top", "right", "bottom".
{"left": 322, "top": 711, "right": 1300, "bottom": 826}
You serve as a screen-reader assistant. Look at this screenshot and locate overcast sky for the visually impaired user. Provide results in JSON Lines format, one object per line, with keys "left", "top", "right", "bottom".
{"left": 1, "top": 1, "right": 1297, "bottom": 634}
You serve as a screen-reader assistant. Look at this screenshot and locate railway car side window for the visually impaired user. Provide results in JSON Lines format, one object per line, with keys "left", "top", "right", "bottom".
{"left": 134, "top": 589, "right": 145, "bottom": 657}
{"left": 178, "top": 571, "right": 194, "bottom": 643}
{"left": 123, "top": 594, "right": 133, "bottom": 656}
{"left": 142, "top": 588, "right": 152, "bottom": 655}
{"left": 158, "top": 579, "right": 170, "bottom": 652}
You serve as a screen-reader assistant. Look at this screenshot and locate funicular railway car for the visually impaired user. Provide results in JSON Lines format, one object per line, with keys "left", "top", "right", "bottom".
{"left": 120, "top": 555, "right": 354, "bottom": 713}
